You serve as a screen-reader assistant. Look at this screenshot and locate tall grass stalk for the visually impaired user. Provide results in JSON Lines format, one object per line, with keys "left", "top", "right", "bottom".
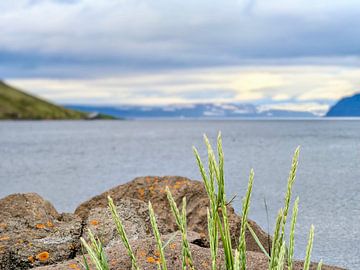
{"left": 269, "top": 208, "right": 284, "bottom": 269}
{"left": 207, "top": 207, "right": 218, "bottom": 270}
{"left": 108, "top": 196, "right": 139, "bottom": 270}
{"left": 166, "top": 187, "right": 194, "bottom": 269}
{"left": 234, "top": 250, "right": 241, "bottom": 270}
{"left": 303, "top": 225, "right": 315, "bottom": 270}
{"left": 288, "top": 197, "right": 299, "bottom": 270}
{"left": 237, "top": 169, "right": 254, "bottom": 270}
{"left": 276, "top": 242, "right": 286, "bottom": 270}
{"left": 278, "top": 147, "right": 300, "bottom": 265}
{"left": 149, "top": 201, "right": 168, "bottom": 270}
{"left": 194, "top": 133, "right": 235, "bottom": 269}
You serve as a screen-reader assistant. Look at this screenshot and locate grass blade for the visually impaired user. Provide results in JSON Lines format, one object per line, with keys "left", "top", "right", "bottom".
{"left": 276, "top": 241, "right": 286, "bottom": 270}
{"left": 149, "top": 201, "right": 168, "bottom": 270}
{"left": 317, "top": 259, "right": 323, "bottom": 270}
{"left": 269, "top": 209, "right": 283, "bottom": 269}
{"left": 246, "top": 223, "right": 270, "bottom": 259}
{"left": 238, "top": 169, "right": 255, "bottom": 270}
{"left": 108, "top": 196, "right": 139, "bottom": 270}
{"left": 80, "top": 229, "right": 110, "bottom": 270}
{"left": 288, "top": 197, "right": 299, "bottom": 270}
{"left": 303, "top": 225, "right": 315, "bottom": 270}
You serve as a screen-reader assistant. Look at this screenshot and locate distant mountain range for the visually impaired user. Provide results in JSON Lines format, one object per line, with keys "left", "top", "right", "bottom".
{"left": 326, "top": 93, "right": 360, "bottom": 117}
{"left": 65, "top": 104, "right": 316, "bottom": 119}
{"left": 4, "top": 77, "right": 359, "bottom": 119}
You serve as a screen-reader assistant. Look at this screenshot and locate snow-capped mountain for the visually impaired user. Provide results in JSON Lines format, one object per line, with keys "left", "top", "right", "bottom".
{"left": 65, "top": 103, "right": 316, "bottom": 119}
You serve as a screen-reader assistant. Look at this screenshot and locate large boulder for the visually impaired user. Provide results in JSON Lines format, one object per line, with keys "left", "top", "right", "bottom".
{"left": 34, "top": 234, "right": 343, "bottom": 270}
{"left": 0, "top": 193, "right": 82, "bottom": 269}
{"left": 75, "top": 176, "right": 271, "bottom": 253}
{"left": 34, "top": 234, "right": 254, "bottom": 270}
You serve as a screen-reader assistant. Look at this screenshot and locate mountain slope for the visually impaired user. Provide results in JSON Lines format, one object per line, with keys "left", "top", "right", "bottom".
{"left": 326, "top": 93, "right": 360, "bottom": 117}
{"left": 0, "top": 80, "right": 86, "bottom": 119}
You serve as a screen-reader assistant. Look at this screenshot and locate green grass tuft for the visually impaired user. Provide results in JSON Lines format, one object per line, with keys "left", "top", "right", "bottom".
{"left": 80, "top": 132, "right": 322, "bottom": 270}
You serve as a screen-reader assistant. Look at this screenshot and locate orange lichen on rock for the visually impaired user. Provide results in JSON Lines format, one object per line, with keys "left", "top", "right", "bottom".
{"left": 138, "top": 188, "right": 145, "bottom": 199}
{"left": 68, "top": 263, "right": 80, "bottom": 269}
{"left": 90, "top": 219, "right": 99, "bottom": 226}
{"left": 0, "top": 236, "right": 10, "bottom": 241}
{"left": 146, "top": 256, "right": 159, "bottom": 264}
{"left": 169, "top": 243, "right": 177, "bottom": 250}
{"left": 35, "top": 223, "right": 46, "bottom": 229}
{"left": 46, "top": 221, "right": 54, "bottom": 228}
{"left": 148, "top": 186, "right": 155, "bottom": 194}
{"left": 28, "top": 256, "right": 35, "bottom": 263}
{"left": 36, "top": 251, "right": 50, "bottom": 262}
{"left": 154, "top": 249, "right": 161, "bottom": 257}
{"left": 137, "top": 249, "right": 146, "bottom": 257}
{"left": 172, "top": 181, "right": 184, "bottom": 190}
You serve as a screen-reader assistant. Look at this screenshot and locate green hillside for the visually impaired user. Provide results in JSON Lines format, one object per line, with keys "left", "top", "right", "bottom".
{"left": 0, "top": 80, "right": 87, "bottom": 120}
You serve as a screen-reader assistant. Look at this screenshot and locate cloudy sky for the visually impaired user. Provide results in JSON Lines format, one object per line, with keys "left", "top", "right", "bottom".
{"left": 2, "top": 0, "right": 360, "bottom": 115}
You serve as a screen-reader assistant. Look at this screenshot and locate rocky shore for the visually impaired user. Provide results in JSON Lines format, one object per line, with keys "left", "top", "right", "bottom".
{"left": 0, "top": 176, "right": 345, "bottom": 270}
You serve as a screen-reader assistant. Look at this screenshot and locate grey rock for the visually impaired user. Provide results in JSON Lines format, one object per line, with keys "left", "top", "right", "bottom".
{"left": 0, "top": 193, "right": 82, "bottom": 269}
{"left": 34, "top": 233, "right": 343, "bottom": 270}
{"left": 82, "top": 198, "right": 161, "bottom": 247}
{"left": 75, "top": 176, "right": 272, "bottom": 253}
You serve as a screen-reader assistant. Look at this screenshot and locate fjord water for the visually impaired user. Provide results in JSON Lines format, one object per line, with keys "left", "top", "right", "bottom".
{"left": 0, "top": 120, "right": 359, "bottom": 269}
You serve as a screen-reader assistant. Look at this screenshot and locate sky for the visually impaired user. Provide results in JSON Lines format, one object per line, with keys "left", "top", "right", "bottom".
{"left": 1, "top": 0, "right": 360, "bottom": 115}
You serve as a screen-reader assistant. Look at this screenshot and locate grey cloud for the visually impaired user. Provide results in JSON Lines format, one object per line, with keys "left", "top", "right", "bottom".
{"left": 1, "top": 0, "right": 360, "bottom": 79}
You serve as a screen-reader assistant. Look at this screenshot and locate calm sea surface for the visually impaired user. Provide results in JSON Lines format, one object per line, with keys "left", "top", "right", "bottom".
{"left": 0, "top": 120, "right": 359, "bottom": 269}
